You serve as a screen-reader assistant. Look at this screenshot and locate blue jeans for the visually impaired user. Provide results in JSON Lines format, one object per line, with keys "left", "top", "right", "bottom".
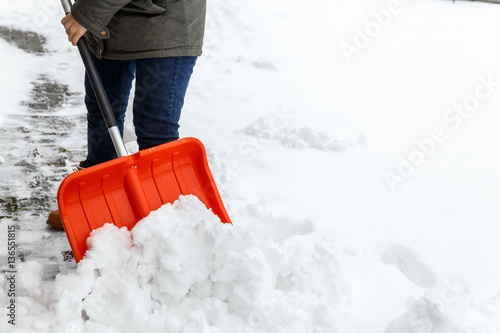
{"left": 83, "top": 54, "right": 197, "bottom": 167}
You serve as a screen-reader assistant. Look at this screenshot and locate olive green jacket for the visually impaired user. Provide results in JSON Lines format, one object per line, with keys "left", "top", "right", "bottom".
{"left": 71, "top": 0, "right": 205, "bottom": 60}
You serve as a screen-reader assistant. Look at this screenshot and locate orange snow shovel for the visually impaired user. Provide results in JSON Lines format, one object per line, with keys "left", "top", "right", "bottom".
{"left": 58, "top": 0, "right": 231, "bottom": 263}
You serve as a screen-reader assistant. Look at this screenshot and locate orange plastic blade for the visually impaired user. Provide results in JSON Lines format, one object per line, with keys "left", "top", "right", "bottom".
{"left": 57, "top": 137, "right": 231, "bottom": 262}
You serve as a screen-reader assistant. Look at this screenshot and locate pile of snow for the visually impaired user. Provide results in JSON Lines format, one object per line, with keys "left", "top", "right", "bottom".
{"left": 0, "top": 196, "right": 345, "bottom": 332}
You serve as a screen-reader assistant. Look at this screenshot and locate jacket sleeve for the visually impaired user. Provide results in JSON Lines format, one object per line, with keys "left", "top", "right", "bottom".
{"left": 71, "top": 0, "right": 133, "bottom": 39}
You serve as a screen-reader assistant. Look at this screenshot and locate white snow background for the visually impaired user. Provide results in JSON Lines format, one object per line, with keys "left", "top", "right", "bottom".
{"left": 1, "top": 0, "right": 500, "bottom": 332}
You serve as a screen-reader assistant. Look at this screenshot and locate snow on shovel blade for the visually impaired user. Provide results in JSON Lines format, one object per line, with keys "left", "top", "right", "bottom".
{"left": 57, "top": 137, "right": 231, "bottom": 262}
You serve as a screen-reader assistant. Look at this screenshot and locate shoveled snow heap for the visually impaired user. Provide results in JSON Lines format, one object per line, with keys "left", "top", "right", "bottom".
{"left": 0, "top": 195, "right": 344, "bottom": 332}
{"left": 2, "top": 198, "right": 500, "bottom": 333}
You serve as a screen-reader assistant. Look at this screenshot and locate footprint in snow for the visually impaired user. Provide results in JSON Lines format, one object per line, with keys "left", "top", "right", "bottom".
{"left": 378, "top": 243, "right": 437, "bottom": 289}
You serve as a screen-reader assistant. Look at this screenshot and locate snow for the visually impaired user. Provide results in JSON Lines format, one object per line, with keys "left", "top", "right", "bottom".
{"left": 1, "top": 0, "right": 500, "bottom": 332}
{"left": 1, "top": 196, "right": 344, "bottom": 332}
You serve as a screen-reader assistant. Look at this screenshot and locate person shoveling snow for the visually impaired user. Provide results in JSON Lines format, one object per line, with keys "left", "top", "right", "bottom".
{"left": 48, "top": 0, "right": 206, "bottom": 230}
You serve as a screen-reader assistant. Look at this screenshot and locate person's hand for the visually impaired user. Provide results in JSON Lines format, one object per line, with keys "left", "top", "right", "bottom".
{"left": 61, "top": 13, "right": 87, "bottom": 46}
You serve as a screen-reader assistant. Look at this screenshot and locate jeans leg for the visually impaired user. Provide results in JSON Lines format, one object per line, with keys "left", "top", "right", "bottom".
{"left": 133, "top": 57, "right": 197, "bottom": 150}
{"left": 84, "top": 54, "right": 136, "bottom": 167}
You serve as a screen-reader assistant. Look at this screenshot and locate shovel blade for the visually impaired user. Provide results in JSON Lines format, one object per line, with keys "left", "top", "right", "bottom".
{"left": 57, "top": 137, "right": 231, "bottom": 262}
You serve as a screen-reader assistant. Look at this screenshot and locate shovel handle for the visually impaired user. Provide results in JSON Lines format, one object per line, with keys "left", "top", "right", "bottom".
{"left": 60, "top": 0, "right": 128, "bottom": 158}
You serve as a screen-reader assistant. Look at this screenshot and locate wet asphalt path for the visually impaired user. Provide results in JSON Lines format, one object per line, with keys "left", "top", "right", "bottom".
{"left": 0, "top": 26, "right": 88, "bottom": 278}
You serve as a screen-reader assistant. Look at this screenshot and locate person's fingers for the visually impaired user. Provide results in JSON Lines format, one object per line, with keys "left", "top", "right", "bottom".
{"left": 61, "top": 13, "right": 87, "bottom": 45}
{"left": 61, "top": 14, "right": 70, "bottom": 28}
{"left": 71, "top": 29, "right": 86, "bottom": 46}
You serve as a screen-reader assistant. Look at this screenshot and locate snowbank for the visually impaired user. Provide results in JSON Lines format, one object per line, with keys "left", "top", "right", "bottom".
{"left": 4, "top": 195, "right": 499, "bottom": 333}
{"left": 0, "top": 195, "right": 345, "bottom": 332}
